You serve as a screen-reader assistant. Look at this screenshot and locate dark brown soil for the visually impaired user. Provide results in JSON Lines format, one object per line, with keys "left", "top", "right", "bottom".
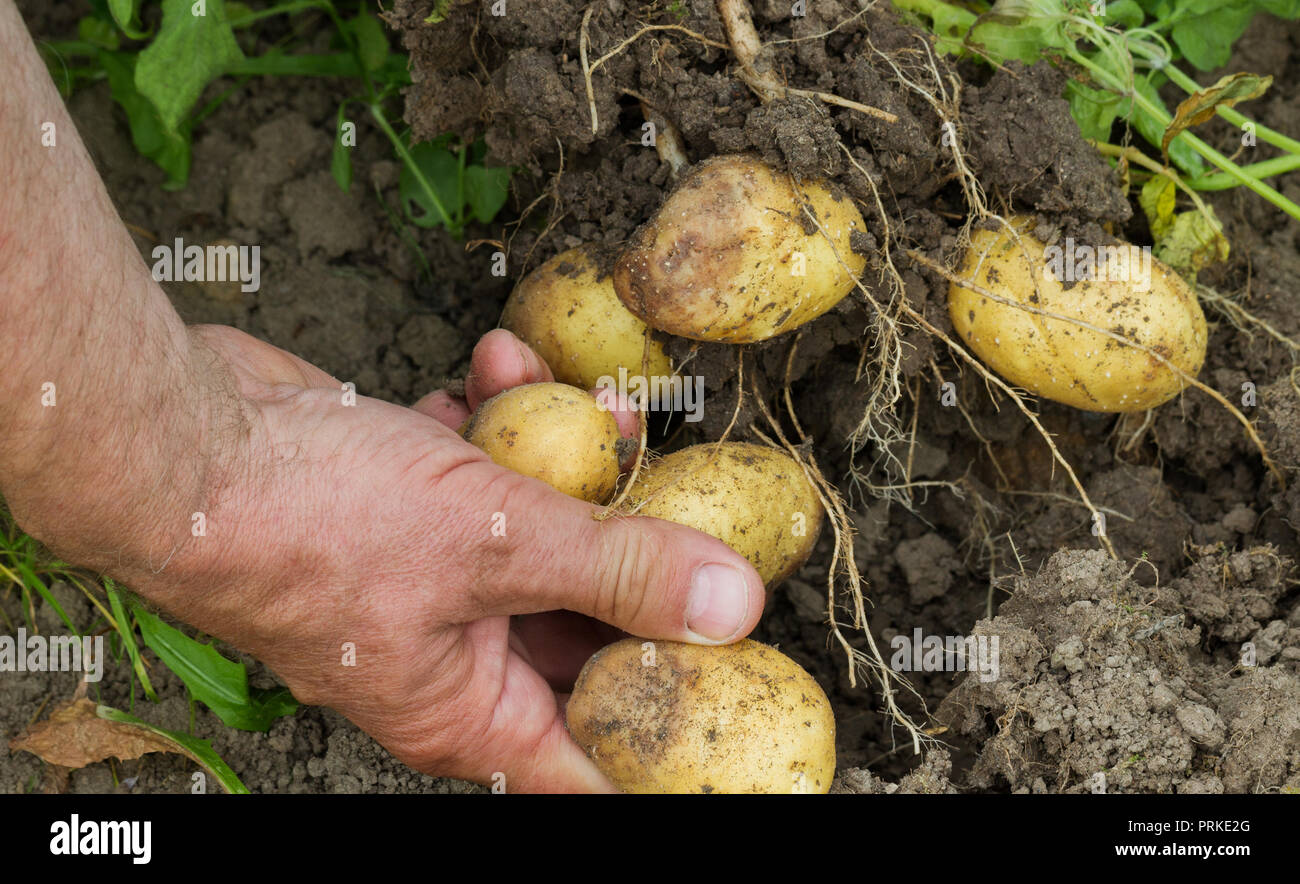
{"left": 5, "top": 0, "right": 1300, "bottom": 793}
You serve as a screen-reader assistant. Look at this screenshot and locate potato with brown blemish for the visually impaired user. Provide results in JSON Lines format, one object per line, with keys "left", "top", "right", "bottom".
{"left": 500, "top": 244, "right": 673, "bottom": 390}
{"left": 461, "top": 382, "right": 620, "bottom": 503}
{"left": 622, "top": 442, "right": 823, "bottom": 586}
{"left": 566, "top": 637, "right": 836, "bottom": 793}
{"left": 613, "top": 154, "right": 868, "bottom": 343}
{"left": 948, "top": 215, "right": 1207, "bottom": 412}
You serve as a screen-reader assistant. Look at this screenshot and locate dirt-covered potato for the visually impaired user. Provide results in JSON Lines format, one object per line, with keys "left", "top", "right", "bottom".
{"left": 614, "top": 154, "right": 867, "bottom": 343}
{"left": 623, "top": 442, "right": 823, "bottom": 585}
{"left": 948, "top": 216, "right": 1207, "bottom": 412}
{"left": 500, "top": 244, "right": 673, "bottom": 390}
{"left": 461, "top": 382, "right": 620, "bottom": 503}
{"left": 566, "top": 638, "right": 836, "bottom": 793}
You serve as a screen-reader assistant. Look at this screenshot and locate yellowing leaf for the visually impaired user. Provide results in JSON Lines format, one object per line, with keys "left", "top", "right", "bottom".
{"left": 1162, "top": 72, "right": 1272, "bottom": 161}
{"left": 1139, "top": 176, "right": 1177, "bottom": 240}
{"left": 1155, "top": 208, "right": 1230, "bottom": 273}
{"left": 1138, "top": 176, "right": 1228, "bottom": 274}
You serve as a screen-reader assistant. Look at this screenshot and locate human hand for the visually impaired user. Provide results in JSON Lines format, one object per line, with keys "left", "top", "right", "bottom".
{"left": 140, "top": 325, "right": 765, "bottom": 792}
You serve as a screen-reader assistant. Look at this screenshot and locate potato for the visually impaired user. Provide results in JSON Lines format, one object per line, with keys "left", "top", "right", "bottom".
{"left": 948, "top": 216, "right": 1207, "bottom": 412}
{"left": 566, "top": 637, "right": 836, "bottom": 793}
{"left": 614, "top": 154, "right": 868, "bottom": 343}
{"left": 500, "top": 245, "right": 673, "bottom": 391}
{"left": 623, "top": 442, "right": 823, "bottom": 586}
{"left": 461, "top": 382, "right": 620, "bottom": 503}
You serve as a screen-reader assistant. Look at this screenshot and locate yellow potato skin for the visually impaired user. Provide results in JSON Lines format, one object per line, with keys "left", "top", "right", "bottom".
{"left": 500, "top": 245, "right": 673, "bottom": 390}
{"left": 461, "top": 382, "right": 620, "bottom": 503}
{"left": 614, "top": 154, "right": 868, "bottom": 343}
{"left": 623, "top": 442, "right": 823, "bottom": 586}
{"left": 566, "top": 638, "right": 836, "bottom": 794}
{"left": 948, "top": 216, "right": 1207, "bottom": 412}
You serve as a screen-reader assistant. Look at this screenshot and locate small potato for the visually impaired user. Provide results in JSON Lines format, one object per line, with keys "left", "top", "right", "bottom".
{"left": 566, "top": 637, "right": 836, "bottom": 794}
{"left": 461, "top": 382, "right": 620, "bottom": 503}
{"left": 614, "top": 154, "right": 868, "bottom": 343}
{"left": 623, "top": 442, "right": 823, "bottom": 586}
{"left": 948, "top": 216, "right": 1207, "bottom": 412}
{"left": 501, "top": 244, "right": 673, "bottom": 390}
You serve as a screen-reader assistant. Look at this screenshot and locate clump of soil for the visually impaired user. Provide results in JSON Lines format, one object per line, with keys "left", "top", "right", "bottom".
{"left": 937, "top": 548, "right": 1300, "bottom": 793}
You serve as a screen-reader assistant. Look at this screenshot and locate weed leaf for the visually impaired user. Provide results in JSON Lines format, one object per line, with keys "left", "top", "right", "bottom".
{"left": 132, "top": 602, "right": 297, "bottom": 732}
{"left": 135, "top": 0, "right": 244, "bottom": 134}
{"left": 463, "top": 163, "right": 512, "bottom": 224}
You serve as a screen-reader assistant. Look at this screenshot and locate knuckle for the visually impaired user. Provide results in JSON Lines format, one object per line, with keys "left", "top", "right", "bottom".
{"left": 594, "top": 525, "right": 655, "bottom": 628}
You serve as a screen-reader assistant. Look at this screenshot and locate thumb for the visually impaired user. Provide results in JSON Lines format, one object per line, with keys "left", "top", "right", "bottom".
{"left": 447, "top": 460, "right": 766, "bottom": 644}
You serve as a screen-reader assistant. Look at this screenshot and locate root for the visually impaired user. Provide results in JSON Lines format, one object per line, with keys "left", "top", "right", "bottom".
{"left": 1199, "top": 283, "right": 1300, "bottom": 356}
{"left": 836, "top": 146, "right": 914, "bottom": 506}
{"left": 893, "top": 290, "right": 1121, "bottom": 559}
{"left": 929, "top": 357, "right": 1012, "bottom": 489}
{"left": 748, "top": 380, "right": 936, "bottom": 757}
{"left": 869, "top": 35, "right": 987, "bottom": 224}
{"left": 581, "top": 7, "right": 729, "bottom": 135}
{"left": 504, "top": 137, "right": 567, "bottom": 272}
{"left": 714, "top": 0, "right": 898, "bottom": 123}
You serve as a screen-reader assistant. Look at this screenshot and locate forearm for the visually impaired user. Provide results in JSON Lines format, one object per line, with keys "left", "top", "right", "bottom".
{"left": 0, "top": 0, "right": 214, "bottom": 579}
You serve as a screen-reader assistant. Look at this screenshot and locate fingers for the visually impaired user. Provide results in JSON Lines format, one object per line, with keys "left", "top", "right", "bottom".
{"left": 416, "top": 333, "right": 641, "bottom": 442}
{"left": 443, "top": 460, "right": 766, "bottom": 644}
{"left": 509, "top": 612, "right": 624, "bottom": 690}
{"left": 469, "top": 649, "right": 616, "bottom": 793}
{"left": 411, "top": 390, "right": 471, "bottom": 428}
{"left": 594, "top": 386, "right": 641, "bottom": 443}
{"left": 465, "top": 329, "right": 553, "bottom": 410}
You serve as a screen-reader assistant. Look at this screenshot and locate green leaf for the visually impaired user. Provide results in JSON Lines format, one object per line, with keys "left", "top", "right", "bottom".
{"left": 135, "top": 0, "right": 244, "bottom": 134}
{"left": 1102, "top": 0, "right": 1145, "bottom": 29}
{"left": 1066, "top": 79, "right": 1122, "bottom": 141}
{"left": 332, "top": 104, "right": 353, "bottom": 192}
{"left": 1157, "top": 208, "right": 1229, "bottom": 272}
{"left": 99, "top": 50, "right": 191, "bottom": 187}
{"left": 105, "top": 579, "right": 157, "bottom": 701}
{"left": 400, "top": 139, "right": 461, "bottom": 229}
{"left": 1259, "top": 0, "right": 1300, "bottom": 17}
{"left": 14, "top": 562, "right": 78, "bottom": 636}
{"left": 350, "top": 11, "right": 390, "bottom": 73}
{"left": 79, "top": 16, "right": 121, "bottom": 51}
{"left": 107, "top": 0, "right": 150, "bottom": 40}
{"left": 226, "top": 1, "right": 254, "bottom": 27}
{"left": 96, "top": 705, "right": 249, "bottom": 794}
{"left": 131, "top": 602, "right": 298, "bottom": 732}
{"left": 1129, "top": 74, "right": 1204, "bottom": 176}
{"left": 463, "top": 163, "right": 512, "bottom": 223}
{"left": 1170, "top": 3, "right": 1257, "bottom": 71}
{"left": 963, "top": 0, "right": 1074, "bottom": 65}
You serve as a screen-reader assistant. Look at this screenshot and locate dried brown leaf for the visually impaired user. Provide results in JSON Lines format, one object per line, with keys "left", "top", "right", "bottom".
{"left": 9, "top": 698, "right": 183, "bottom": 769}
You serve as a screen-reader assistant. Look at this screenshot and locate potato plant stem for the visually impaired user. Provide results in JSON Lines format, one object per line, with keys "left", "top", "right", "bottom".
{"left": 369, "top": 102, "right": 456, "bottom": 231}
{"left": 1070, "top": 53, "right": 1300, "bottom": 220}
{"left": 1189, "top": 154, "right": 1300, "bottom": 191}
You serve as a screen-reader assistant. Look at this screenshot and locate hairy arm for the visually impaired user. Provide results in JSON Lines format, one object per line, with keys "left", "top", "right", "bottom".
{"left": 0, "top": 0, "right": 220, "bottom": 581}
